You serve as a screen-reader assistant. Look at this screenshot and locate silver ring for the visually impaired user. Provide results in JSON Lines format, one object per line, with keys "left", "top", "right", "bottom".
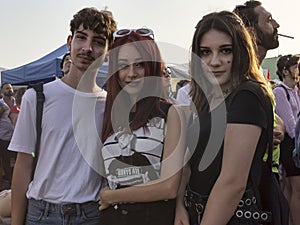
{"left": 195, "top": 203, "right": 204, "bottom": 214}
{"left": 245, "top": 198, "right": 252, "bottom": 206}
{"left": 236, "top": 210, "right": 243, "bottom": 218}
{"left": 253, "top": 212, "right": 260, "bottom": 220}
{"left": 252, "top": 197, "right": 256, "bottom": 204}
{"left": 238, "top": 200, "right": 244, "bottom": 208}
{"left": 261, "top": 212, "right": 268, "bottom": 221}
{"left": 244, "top": 211, "right": 252, "bottom": 219}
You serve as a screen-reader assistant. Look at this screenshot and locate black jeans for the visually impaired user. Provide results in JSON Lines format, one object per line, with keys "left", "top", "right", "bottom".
{"left": 99, "top": 199, "right": 176, "bottom": 225}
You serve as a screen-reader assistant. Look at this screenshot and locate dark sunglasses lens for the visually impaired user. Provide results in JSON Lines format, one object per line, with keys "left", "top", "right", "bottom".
{"left": 136, "top": 28, "right": 150, "bottom": 35}
{"left": 116, "top": 29, "right": 131, "bottom": 36}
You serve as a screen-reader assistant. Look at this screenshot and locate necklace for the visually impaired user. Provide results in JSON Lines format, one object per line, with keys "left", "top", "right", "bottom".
{"left": 222, "top": 87, "right": 233, "bottom": 98}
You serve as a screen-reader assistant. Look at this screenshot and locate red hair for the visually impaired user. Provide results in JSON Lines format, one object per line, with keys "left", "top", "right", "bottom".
{"left": 101, "top": 32, "right": 166, "bottom": 142}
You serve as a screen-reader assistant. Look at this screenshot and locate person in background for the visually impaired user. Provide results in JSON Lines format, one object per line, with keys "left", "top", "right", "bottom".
{"left": 273, "top": 54, "right": 300, "bottom": 224}
{"left": 175, "top": 80, "right": 192, "bottom": 122}
{"left": 233, "top": 0, "right": 285, "bottom": 182}
{"left": 9, "top": 7, "right": 117, "bottom": 225}
{"left": 176, "top": 81, "right": 191, "bottom": 106}
{"left": 297, "top": 62, "right": 300, "bottom": 96}
{"left": 9, "top": 87, "right": 26, "bottom": 127}
{"left": 233, "top": 0, "right": 279, "bottom": 65}
{"left": 99, "top": 28, "right": 185, "bottom": 225}
{"left": 0, "top": 101, "right": 7, "bottom": 117}
{"left": 0, "top": 83, "right": 16, "bottom": 191}
{"left": 175, "top": 11, "right": 274, "bottom": 225}
{"left": 60, "top": 52, "right": 71, "bottom": 77}
{"left": 162, "top": 65, "right": 177, "bottom": 104}
{"left": 175, "top": 79, "right": 189, "bottom": 96}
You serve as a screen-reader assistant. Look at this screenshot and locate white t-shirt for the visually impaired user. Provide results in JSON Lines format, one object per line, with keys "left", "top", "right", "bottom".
{"left": 176, "top": 83, "right": 191, "bottom": 106}
{"left": 9, "top": 80, "right": 106, "bottom": 203}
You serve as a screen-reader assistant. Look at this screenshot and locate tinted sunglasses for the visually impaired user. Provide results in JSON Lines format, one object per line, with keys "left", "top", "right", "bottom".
{"left": 113, "top": 28, "right": 154, "bottom": 40}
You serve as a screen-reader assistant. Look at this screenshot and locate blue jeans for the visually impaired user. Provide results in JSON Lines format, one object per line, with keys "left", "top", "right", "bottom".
{"left": 25, "top": 199, "right": 101, "bottom": 225}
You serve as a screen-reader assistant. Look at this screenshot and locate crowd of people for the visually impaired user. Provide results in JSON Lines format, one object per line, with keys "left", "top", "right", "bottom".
{"left": 0, "top": 1, "right": 300, "bottom": 225}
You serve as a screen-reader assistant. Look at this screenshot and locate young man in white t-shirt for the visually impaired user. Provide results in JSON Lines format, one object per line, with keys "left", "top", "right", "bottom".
{"left": 9, "top": 8, "right": 117, "bottom": 225}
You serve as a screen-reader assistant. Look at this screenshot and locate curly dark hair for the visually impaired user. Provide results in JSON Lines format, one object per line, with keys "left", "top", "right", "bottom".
{"left": 70, "top": 7, "right": 117, "bottom": 48}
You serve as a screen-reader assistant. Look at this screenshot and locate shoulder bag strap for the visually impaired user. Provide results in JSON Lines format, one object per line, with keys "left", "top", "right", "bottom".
{"left": 274, "top": 84, "right": 290, "bottom": 101}
{"left": 227, "top": 81, "right": 274, "bottom": 207}
{"left": 229, "top": 81, "right": 274, "bottom": 165}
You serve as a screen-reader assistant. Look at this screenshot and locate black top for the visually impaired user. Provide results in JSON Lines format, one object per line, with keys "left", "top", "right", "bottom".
{"left": 188, "top": 82, "right": 269, "bottom": 195}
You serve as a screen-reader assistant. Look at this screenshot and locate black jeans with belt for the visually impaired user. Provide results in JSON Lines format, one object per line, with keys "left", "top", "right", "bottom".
{"left": 184, "top": 187, "right": 271, "bottom": 225}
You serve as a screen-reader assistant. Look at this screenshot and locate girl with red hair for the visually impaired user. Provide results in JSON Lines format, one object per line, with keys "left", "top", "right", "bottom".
{"left": 99, "top": 29, "right": 186, "bottom": 225}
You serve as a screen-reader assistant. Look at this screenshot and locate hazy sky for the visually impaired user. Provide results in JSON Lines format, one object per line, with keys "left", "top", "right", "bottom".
{"left": 0, "top": 0, "right": 299, "bottom": 69}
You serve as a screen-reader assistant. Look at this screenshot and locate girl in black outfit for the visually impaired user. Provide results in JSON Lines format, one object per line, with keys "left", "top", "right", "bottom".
{"left": 174, "top": 11, "right": 275, "bottom": 225}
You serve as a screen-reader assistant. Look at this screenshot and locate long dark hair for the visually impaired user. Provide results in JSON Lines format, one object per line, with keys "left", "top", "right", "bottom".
{"left": 101, "top": 32, "right": 166, "bottom": 142}
{"left": 190, "top": 11, "right": 273, "bottom": 112}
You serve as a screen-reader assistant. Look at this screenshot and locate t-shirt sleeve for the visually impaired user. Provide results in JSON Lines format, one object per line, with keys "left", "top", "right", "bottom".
{"left": 227, "top": 90, "right": 268, "bottom": 129}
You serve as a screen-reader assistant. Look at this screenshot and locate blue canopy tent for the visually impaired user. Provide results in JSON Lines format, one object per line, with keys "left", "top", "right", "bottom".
{"left": 2, "top": 44, "right": 68, "bottom": 85}
{"left": 1, "top": 44, "right": 108, "bottom": 86}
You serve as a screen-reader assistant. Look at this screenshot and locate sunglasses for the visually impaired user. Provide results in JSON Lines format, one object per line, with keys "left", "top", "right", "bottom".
{"left": 113, "top": 28, "right": 154, "bottom": 40}
{"left": 163, "top": 67, "right": 172, "bottom": 78}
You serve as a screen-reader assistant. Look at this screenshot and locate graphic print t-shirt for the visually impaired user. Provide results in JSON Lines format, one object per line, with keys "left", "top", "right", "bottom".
{"left": 102, "top": 117, "right": 165, "bottom": 189}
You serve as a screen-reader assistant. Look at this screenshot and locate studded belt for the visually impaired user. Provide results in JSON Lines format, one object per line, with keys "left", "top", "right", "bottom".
{"left": 184, "top": 186, "right": 272, "bottom": 224}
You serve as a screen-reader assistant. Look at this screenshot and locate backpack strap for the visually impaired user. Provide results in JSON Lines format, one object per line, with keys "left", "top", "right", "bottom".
{"left": 227, "top": 81, "right": 274, "bottom": 166}
{"left": 28, "top": 82, "right": 45, "bottom": 179}
{"left": 226, "top": 81, "right": 274, "bottom": 208}
{"left": 274, "top": 84, "right": 290, "bottom": 101}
